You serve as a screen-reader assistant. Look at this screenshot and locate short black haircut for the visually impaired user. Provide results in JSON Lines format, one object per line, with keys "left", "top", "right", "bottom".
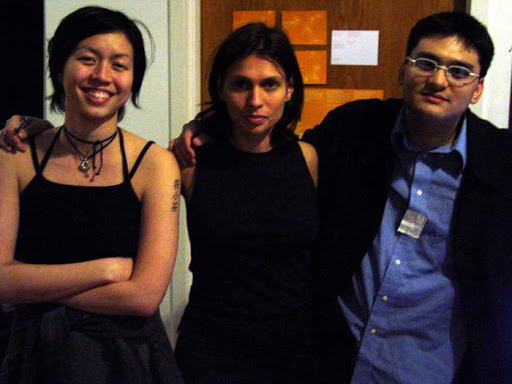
{"left": 48, "top": 6, "right": 149, "bottom": 120}
{"left": 406, "top": 12, "right": 494, "bottom": 77}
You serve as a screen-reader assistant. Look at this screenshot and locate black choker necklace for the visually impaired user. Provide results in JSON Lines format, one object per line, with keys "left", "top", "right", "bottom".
{"left": 63, "top": 126, "right": 118, "bottom": 176}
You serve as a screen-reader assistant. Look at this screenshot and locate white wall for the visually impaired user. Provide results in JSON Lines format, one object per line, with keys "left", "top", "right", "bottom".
{"left": 44, "top": 0, "right": 200, "bottom": 345}
{"left": 469, "top": 0, "right": 512, "bottom": 128}
{"left": 168, "top": 0, "right": 200, "bottom": 343}
{"left": 45, "top": 0, "right": 171, "bottom": 145}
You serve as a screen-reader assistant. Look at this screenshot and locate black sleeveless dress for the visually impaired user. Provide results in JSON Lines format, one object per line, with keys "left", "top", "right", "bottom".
{"left": 176, "top": 140, "right": 318, "bottom": 383}
{"left": 0, "top": 128, "right": 183, "bottom": 384}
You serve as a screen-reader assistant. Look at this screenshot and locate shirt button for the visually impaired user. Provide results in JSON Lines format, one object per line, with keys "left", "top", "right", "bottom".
{"left": 370, "top": 328, "right": 376, "bottom": 335}
{"left": 416, "top": 189, "right": 423, "bottom": 196}
{"left": 395, "top": 259, "right": 401, "bottom": 265}
{"left": 382, "top": 295, "right": 388, "bottom": 302}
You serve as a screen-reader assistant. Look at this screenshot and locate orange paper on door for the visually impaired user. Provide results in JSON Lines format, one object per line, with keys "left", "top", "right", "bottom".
{"left": 282, "top": 11, "right": 327, "bottom": 45}
{"left": 232, "top": 10, "right": 276, "bottom": 30}
{"left": 296, "top": 88, "right": 384, "bottom": 137}
{"left": 295, "top": 51, "right": 327, "bottom": 85}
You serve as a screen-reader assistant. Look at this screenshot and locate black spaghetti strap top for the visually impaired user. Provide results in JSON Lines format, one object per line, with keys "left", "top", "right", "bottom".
{"left": 15, "top": 127, "right": 154, "bottom": 265}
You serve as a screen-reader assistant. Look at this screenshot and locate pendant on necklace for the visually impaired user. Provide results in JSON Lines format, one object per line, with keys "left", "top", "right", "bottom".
{"left": 78, "top": 158, "right": 91, "bottom": 173}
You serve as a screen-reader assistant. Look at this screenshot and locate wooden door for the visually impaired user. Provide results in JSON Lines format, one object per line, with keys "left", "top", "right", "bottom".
{"left": 200, "top": 0, "right": 465, "bottom": 115}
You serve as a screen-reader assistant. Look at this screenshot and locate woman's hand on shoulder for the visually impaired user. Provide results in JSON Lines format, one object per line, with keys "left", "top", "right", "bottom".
{"left": 298, "top": 141, "right": 318, "bottom": 187}
{"left": 168, "top": 120, "right": 212, "bottom": 169}
{"left": 0, "top": 116, "right": 54, "bottom": 153}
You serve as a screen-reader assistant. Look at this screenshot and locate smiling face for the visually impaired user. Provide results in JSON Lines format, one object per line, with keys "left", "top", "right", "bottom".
{"left": 399, "top": 35, "right": 484, "bottom": 127}
{"left": 61, "top": 32, "right": 134, "bottom": 127}
{"left": 220, "top": 54, "right": 294, "bottom": 151}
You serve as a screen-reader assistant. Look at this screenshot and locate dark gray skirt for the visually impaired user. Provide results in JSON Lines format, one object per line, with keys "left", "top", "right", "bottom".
{"left": 0, "top": 304, "right": 183, "bottom": 384}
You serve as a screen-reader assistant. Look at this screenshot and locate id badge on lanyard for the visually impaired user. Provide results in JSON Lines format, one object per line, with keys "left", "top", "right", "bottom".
{"left": 397, "top": 209, "right": 427, "bottom": 239}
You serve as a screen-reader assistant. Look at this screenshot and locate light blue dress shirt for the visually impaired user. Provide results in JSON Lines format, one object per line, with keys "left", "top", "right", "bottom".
{"left": 339, "top": 109, "right": 467, "bottom": 383}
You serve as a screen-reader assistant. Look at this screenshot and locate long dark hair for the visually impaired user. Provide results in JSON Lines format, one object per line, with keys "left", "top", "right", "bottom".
{"left": 197, "top": 22, "right": 304, "bottom": 144}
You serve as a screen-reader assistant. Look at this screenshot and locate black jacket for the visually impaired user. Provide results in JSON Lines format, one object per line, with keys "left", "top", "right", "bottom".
{"left": 303, "top": 98, "right": 512, "bottom": 383}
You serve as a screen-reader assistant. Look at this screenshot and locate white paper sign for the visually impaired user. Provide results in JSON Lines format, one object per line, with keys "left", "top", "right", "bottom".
{"left": 331, "top": 30, "right": 379, "bottom": 66}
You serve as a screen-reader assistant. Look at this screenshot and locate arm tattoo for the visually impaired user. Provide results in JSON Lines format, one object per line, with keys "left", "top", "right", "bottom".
{"left": 171, "top": 179, "right": 180, "bottom": 212}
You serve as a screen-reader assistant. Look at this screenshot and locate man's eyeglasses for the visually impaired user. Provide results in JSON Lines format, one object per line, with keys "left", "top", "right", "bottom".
{"left": 406, "top": 56, "right": 480, "bottom": 86}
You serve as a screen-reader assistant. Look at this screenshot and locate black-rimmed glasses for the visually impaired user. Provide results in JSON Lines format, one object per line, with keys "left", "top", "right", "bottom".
{"left": 406, "top": 56, "right": 480, "bottom": 86}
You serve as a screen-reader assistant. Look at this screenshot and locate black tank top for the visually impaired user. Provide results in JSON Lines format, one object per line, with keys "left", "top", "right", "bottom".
{"left": 181, "top": 140, "right": 318, "bottom": 329}
{"left": 15, "top": 128, "right": 154, "bottom": 265}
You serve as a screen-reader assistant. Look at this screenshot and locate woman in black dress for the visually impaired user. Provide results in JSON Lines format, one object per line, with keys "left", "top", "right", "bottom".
{"left": 175, "top": 23, "right": 319, "bottom": 383}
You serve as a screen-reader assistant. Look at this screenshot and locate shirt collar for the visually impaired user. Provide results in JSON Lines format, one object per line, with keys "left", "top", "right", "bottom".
{"left": 391, "top": 108, "right": 467, "bottom": 170}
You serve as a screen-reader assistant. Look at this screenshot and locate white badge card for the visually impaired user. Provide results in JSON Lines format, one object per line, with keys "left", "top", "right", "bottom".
{"left": 397, "top": 209, "right": 427, "bottom": 239}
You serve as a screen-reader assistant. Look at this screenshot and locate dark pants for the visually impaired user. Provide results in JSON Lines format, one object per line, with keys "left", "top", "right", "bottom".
{"left": 175, "top": 325, "right": 313, "bottom": 384}
{"left": 0, "top": 311, "right": 13, "bottom": 364}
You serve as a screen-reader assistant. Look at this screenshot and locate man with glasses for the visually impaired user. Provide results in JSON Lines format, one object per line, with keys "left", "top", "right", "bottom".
{"left": 305, "top": 11, "right": 512, "bottom": 384}
{"left": 405, "top": 56, "right": 481, "bottom": 85}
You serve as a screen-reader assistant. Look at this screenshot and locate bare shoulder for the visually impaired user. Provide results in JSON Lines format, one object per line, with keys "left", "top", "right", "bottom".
{"left": 120, "top": 129, "right": 178, "bottom": 173}
{"left": 298, "top": 141, "right": 317, "bottom": 159}
{"left": 120, "top": 129, "right": 180, "bottom": 198}
{"left": 0, "top": 146, "right": 20, "bottom": 172}
{"left": 0, "top": 128, "right": 53, "bottom": 187}
{"left": 297, "top": 141, "right": 318, "bottom": 186}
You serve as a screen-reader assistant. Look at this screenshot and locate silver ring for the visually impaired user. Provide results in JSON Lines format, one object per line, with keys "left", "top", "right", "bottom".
{"left": 14, "top": 116, "right": 30, "bottom": 135}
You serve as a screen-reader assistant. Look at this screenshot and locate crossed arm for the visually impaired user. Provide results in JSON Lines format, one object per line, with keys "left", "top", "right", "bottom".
{"left": 0, "top": 140, "right": 180, "bottom": 318}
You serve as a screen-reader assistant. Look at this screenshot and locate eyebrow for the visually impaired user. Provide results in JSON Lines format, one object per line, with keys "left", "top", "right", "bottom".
{"left": 227, "top": 75, "right": 283, "bottom": 82}
{"left": 415, "top": 52, "right": 475, "bottom": 71}
{"left": 75, "top": 46, "right": 133, "bottom": 60}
